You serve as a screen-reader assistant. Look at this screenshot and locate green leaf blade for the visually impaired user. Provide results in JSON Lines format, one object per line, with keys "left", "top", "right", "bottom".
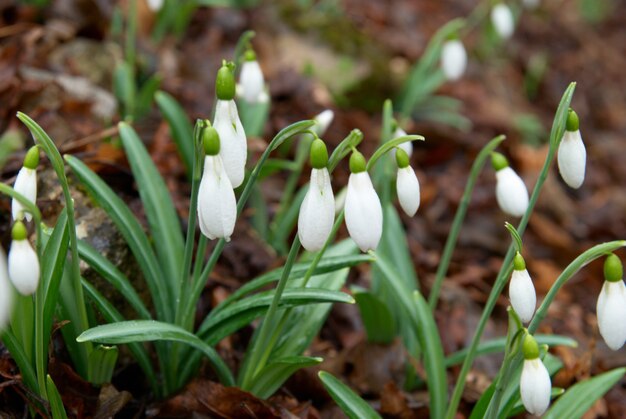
{"left": 319, "top": 371, "right": 382, "bottom": 419}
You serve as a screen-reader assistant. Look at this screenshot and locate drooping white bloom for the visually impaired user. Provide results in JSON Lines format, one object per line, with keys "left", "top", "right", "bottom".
{"left": 12, "top": 167, "right": 37, "bottom": 222}
{"left": 146, "top": 0, "right": 164, "bottom": 12}
{"left": 441, "top": 39, "right": 467, "bottom": 81}
{"left": 298, "top": 168, "right": 335, "bottom": 251}
{"left": 557, "top": 129, "right": 586, "bottom": 189}
{"left": 0, "top": 247, "right": 13, "bottom": 330}
{"left": 345, "top": 172, "right": 383, "bottom": 252}
{"left": 238, "top": 60, "right": 267, "bottom": 104}
{"left": 596, "top": 280, "right": 626, "bottom": 350}
{"left": 197, "top": 156, "right": 237, "bottom": 241}
{"left": 313, "top": 110, "right": 334, "bottom": 136}
{"left": 520, "top": 358, "right": 551, "bottom": 415}
{"left": 495, "top": 167, "right": 529, "bottom": 217}
{"left": 392, "top": 128, "right": 413, "bottom": 157}
{"left": 509, "top": 268, "right": 536, "bottom": 323}
{"left": 396, "top": 166, "right": 420, "bottom": 217}
{"left": 213, "top": 100, "right": 247, "bottom": 187}
{"left": 491, "top": 4, "right": 515, "bottom": 39}
{"left": 8, "top": 238, "right": 40, "bottom": 296}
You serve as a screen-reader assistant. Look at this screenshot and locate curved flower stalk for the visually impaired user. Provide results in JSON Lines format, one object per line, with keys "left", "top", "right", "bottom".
{"left": 395, "top": 147, "right": 420, "bottom": 216}
{"left": 509, "top": 252, "right": 536, "bottom": 323}
{"left": 520, "top": 334, "right": 551, "bottom": 415}
{"left": 441, "top": 38, "right": 467, "bottom": 81}
{"left": 392, "top": 126, "right": 413, "bottom": 157}
{"left": 12, "top": 145, "right": 39, "bottom": 222}
{"left": 597, "top": 254, "right": 626, "bottom": 350}
{"left": 491, "top": 3, "right": 515, "bottom": 39}
{"left": 237, "top": 50, "right": 268, "bottom": 104}
{"left": 298, "top": 139, "right": 335, "bottom": 251}
{"left": 197, "top": 125, "right": 237, "bottom": 241}
{"left": 345, "top": 150, "right": 383, "bottom": 252}
{"left": 313, "top": 110, "right": 334, "bottom": 136}
{"left": 214, "top": 61, "right": 247, "bottom": 187}
{"left": 0, "top": 247, "right": 12, "bottom": 330}
{"left": 492, "top": 152, "right": 529, "bottom": 217}
{"left": 557, "top": 109, "right": 586, "bottom": 189}
{"left": 7, "top": 221, "right": 40, "bottom": 296}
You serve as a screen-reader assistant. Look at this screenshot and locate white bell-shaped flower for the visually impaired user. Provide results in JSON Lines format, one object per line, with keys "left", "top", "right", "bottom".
{"left": 8, "top": 221, "right": 40, "bottom": 296}
{"left": 345, "top": 151, "right": 383, "bottom": 252}
{"left": 492, "top": 153, "right": 529, "bottom": 217}
{"left": 520, "top": 334, "right": 551, "bottom": 415}
{"left": 596, "top": 254, "right": 626, "bottom": 350}
{"left": 12, "top": 146, "right": 39, "bottom": 222}
{"left": 557, "top": 109, "right": 586, "bottom": 189}
{"left": 197, "top": 127, "right": 237, "bottom": 242}
{"left": 509, "top": 253, "right": 536, "bottom": 323}
{"left": 441, "top": 39, "right": 467, "bottom": 81}
{"left": 298, "top": 139, "right": 334, "bottom": 251}
{"left": 0, "top": 247, "right": 13, "bottom": 330}
{"left": 313, "top": 110, "right": 334, "bottom": 136}
{"left": 395, "top": 147, "right": 420, "bottom": 217}
{"left": 491, "top": 3, "right": 515, "bottom": 39}
{"left": 392, "top": 127, "right": 413, "bottom": 158}
{"left": 146, "top": 0, "right": 164, "bottom": 12}
{"left": 238, "top": 50, "right": 267, "bottom": 104}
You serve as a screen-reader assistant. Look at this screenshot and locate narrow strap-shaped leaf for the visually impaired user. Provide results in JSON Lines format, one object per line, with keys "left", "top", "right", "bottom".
{"left": 249, "top": 356, "right": 322, "bottom": 399}
{"left": 353, "top": 290, "right": 396, "bottom": 344}
{"left": 46, "top": 375, "right": 68, "bottom": 419}
{"left": 0, "top": 330, "right": 38, "bottom": 392}
{"left": 155, "top": 91, "right": 193, "bottom": 177}
{"left": 319, "top": 371, "right": 381, "bottom": 419}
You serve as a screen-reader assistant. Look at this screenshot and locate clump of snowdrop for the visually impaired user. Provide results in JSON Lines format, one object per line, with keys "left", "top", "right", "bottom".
{"left": 520, "top": 334, "right": 552, "bottom": 415}
{"left": 298, "top": 139, "right": 335, "bottom": 251}
{"left": 492, "top": 152, "right": 529, "bottom": 217}
{"left": 395, "top": 147, "right": 420, "bottom": 217}
{"left": 596, "top": 253, "right": 626, "bottom": 350}
{"left": 313, "top": 110, "right": 334, "bottom": 136}
{"left": 12, "top": 145, "right": 39, "bottom": 222}
{"left": 0, "top": 247, "right": 13, "bottom": 330}
{"left": 509, "top": 252, "right": 536, "bottom": 323}
{"left": 8, "top": 221, "right": 40, "bottom": 296}
{"left": 237, "top": 49, "right": 268, "bottom": 104}
{"left": 441, "top": 37, "right": 468, "bottom": 81}
{"left": 557, "top": 108, "right": 586, "bottom": 189}
{"left": 214, "top": 61, "right": 247, "bottom": 188}
{"left": 197, "top": 124, "right": 237, "bottom": 241}
{"left": 344, "top": 150, "right": 382, "bottom": 252}
{"left": 491, "top": 3, "right": 515, "bottom": 39}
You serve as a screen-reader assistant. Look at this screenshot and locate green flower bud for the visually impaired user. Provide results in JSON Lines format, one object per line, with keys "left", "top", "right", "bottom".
{"left": 522, "top": 333, "right": 540, "bottom": 360}
{"left": 23, "top": 146, "right": 39, "bottom": 170}
{"left": 395, "top": 147, "right": 410, "bottom": 169}
{"left": 215, "top": 61, "right": 236, "bottom": 101}
{"left": 12, "top": 221, "right": 27, "bottom": 241}
{"left": 310, "top": 139, "right": 328, "bottom": 169}
{"left": 604, "top": 253, "right": 623, "bottom": 283}
{"left": 566, "top": 109, "right": 579, "bottom": 132}
{"left": 349, "top": 150, "right": 366, "bottom": 173}
{"left": 513, "top": 252, "right": 526, "bottom": 271}
{"left": 244, "top": 49, "right": 256, "bottom": 62}
{"left": 491, "top": 152, "right": 509, "bottom": 171}
{"left": 202, "top": 126, "right": 220, "bottom": 156}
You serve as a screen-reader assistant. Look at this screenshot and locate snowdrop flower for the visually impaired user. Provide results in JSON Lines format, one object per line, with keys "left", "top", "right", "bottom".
{"left": 8, "top": 221, "right": 40, "bottom": 296}
{"left": 237, "top": 50, "right": 268, "bottom": 104}
{"left": 313, "top": 110, "right": 334, "bottom": 137}
{"left": 197, "top": 125, "right": 237, "bottom": 241}
{"left": 596, "top": 254, "right": 626, "bottom": 350}
{"left": 344, "top": 151, "right": 382, "bottom": 252}
{"left": 520, "top": 334, "right": 551, "bottom": 415}
{"left": 491, "top": 3, "right": 515, "bottom": 39}
{"left": 0, "top": 247, "right": 13, "bottom": 330}
{"left": 395, "top": 147, "right": 420, "bottom": 216}
{"left": 298, "top": 139, "right": 335, "bottom": 251}
{"left": 214, "top": 61, "right": 247, "bottom": 187}
{"left": 12, "top": 146, "right": 39, "bottom": 222}
{"left": 146, "top": 0, "right": 164, "bottom": 12}
{"left": 509, "top": 252, "right": 536, "bottom": 323}
{"left": 441, "top": 38, "right": 467, "bottom": 81}
{"left": 492, "top": 152, "right": 529, "bottom": 217}
{"left": 557, "top": 109, "right": 586, "bottom": 189}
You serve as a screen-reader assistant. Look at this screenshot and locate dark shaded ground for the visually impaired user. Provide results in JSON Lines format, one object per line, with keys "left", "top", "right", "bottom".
{"left": 1, "top": 0, "right": 626, "bottom": 417}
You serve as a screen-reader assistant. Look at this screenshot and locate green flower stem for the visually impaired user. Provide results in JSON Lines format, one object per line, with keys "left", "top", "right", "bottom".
{"left": 35, "top": 238, "right": 47, "bottom": 399}
{"left": 428, "top": 135, "right": 505, "bottom": 310}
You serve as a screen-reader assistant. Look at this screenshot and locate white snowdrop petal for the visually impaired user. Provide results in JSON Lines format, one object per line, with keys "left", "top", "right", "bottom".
{"left": 345, "top": 172, "right": 383, "bottom": 252}
{"left": 597, "top": 280, "right": 626, "bottom": 350}
{"left": 491, "top": 4, "right": 515, "bottom": 39}
{"left": 197, "top": 156, "right": 237, "bottom": 241}
{"left": 509, "top": 269, "right": 536, "bottom": 323}
{"left": 495, "top": 167, "right": 529, "bottom": 217}
{"left": 314, "top": 110, "right": 334, "bottom": 136}
{"left": 298, "top": 168, "right": 335, "bottom": 251}
{"left": 0, "top": 248, "right": 13, "bottom": 330}
{"left": 213, "top": 100, "right": 247, "bottom": 187}
{"left": 520, "top": 358, "right": 551, "bottom": 415}
{"left": 441, "top": 40, "right": 468, "bottom": 81}
{"left": 557, "top": 130, "right": 586, "bottom": 189}
{"left": 396, "top": 166, "right": 420, "bottom": 217}
{"left": 8, "top": 239, "right": 40, "bottom": 296}
{"left": 147, "top": 0, "right": 164, "bottom": 11}
{"left": 12, "top": 167, "right": 37, "bottom": 222}
{"left": 240, "top": 61, "right": 265, "bottom": 104}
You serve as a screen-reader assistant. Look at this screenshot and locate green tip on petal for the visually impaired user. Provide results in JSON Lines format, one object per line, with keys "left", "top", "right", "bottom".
{"left": 522, "top": 333, "right": 540, "bottom": 360}
{"left": 310, "top": 139, "right": 328, "bottom": 169}
{"left": 349, "top": 150, "right": 366, "bottom": 173}
{"left": 491, "top": 152, "right": 509, "bottom": 171}
{"left": 12, "top": 221, "right": 27, "bottom": 241}
{"left": 203, "top": 126, "right": 220, "bottom": 155}
{"left": 215, "top": 61, "right": 236, "bottom": 100}
{"left": 23, "top": 146, "right": 39, "bottom": 170}
{"left": 566, "top": 108, "right": 579, "bottom": 132}
{"left": 395, "top": 147, "right": 410, "bottom": 168}
{"left": 244, "top": 49, "right": 256, "bottom": 62}
{"left": 513, "top": 252, "right": 526, "bottom": 271}
{"left": 604, "top": 253, "right": 623, "bottom": 283}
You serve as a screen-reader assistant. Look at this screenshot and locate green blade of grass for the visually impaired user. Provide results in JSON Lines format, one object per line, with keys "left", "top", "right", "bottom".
{"left": 353, "top": 290, "right": 396, "bottom": 344}
{"left": 46, "top": 375, "right": 68, "bottom": 419}
{"left": 249, "top": 356, "right": 322, "bottom": 399}
{"left": 319, "top": 371, "right": 382, "bottom": 419}
{"left": 155, "top": 91, "right": 194, "bottom": 177}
